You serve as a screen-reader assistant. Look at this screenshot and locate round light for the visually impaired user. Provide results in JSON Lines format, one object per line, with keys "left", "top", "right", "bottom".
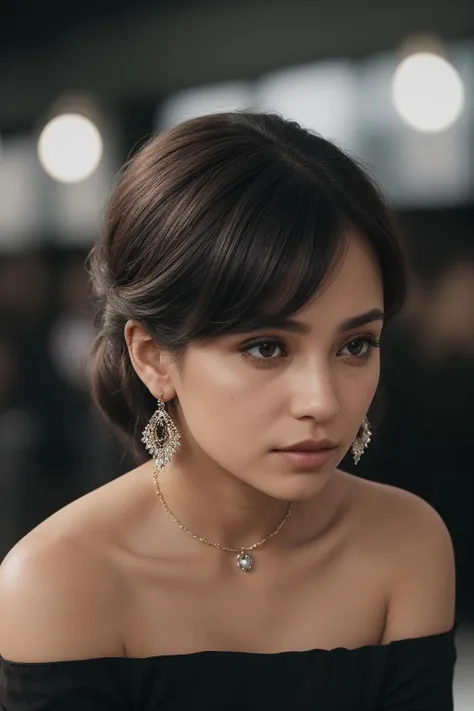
{"left": 392, "top": 52, "right": 465, "bottom": 133}
{"left": 38, "top": 113, "right": 103, "bottom": 183}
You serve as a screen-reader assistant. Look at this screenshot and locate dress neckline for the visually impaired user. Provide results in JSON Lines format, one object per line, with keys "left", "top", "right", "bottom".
{"left": 0, "top": 623, "right": 457, "bottom": 666}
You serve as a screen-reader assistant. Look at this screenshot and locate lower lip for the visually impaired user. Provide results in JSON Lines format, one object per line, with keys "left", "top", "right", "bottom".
{"left": 274, "top": 448, "right": 335, "bottom": 468}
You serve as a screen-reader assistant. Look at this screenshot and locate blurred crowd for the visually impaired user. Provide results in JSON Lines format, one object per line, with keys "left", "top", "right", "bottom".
{"left": 0, "top": 249, "right": 131, "bottom": 559}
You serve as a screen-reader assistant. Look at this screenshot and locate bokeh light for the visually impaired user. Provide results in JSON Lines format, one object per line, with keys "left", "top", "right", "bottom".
{"left": 37, "top": 113, "right": 103, "bottom": 183}
{"left": 392, "top": 52, "right": 465, "bottom": 133}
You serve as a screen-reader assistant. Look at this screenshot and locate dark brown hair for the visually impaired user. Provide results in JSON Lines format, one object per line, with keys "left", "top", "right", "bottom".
{"left": 87, "top": 111, "right": 408, "bottom": 461}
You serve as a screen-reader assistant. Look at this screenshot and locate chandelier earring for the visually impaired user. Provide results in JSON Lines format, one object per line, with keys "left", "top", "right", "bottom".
{"left": 351, "top": 416, "right": 372, "bottom": 465}
{"left": 141, "top": 389, "right": 181, "bottom": 470}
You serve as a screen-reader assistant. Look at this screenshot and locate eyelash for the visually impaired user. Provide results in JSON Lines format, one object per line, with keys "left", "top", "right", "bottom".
{"left": 240, "top": 335, "right": 381, "bottom": 366}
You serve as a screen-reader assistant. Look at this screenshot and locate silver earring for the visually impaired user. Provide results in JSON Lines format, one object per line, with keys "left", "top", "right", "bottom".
{"left": 141, "top": 389, "right": 181, "bottom": 470}
{"left": 351, "top": 417, "right": 372, "bottom": 465}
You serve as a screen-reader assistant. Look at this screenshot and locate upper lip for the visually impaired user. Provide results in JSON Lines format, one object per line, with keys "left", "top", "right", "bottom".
{"left": 278, "top": 439, "right": 337, "bottom": 452}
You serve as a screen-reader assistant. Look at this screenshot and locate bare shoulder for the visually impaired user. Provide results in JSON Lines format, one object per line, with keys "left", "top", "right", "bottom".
{"left": 340, "top": 470, "right": 452, "bottom": 547}
{"left": 349, "top": 472, "right": 455, "bottom": 569}
{"left": 340, "top": 470, "right": 456, "bottom": 642}
{"left": 0, "top": 467, "right": 150, "bottom": 663}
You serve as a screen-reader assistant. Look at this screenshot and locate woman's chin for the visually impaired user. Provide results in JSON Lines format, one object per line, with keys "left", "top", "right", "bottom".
{"left": 258, "top": 467, "right": 336, "bottom": 502}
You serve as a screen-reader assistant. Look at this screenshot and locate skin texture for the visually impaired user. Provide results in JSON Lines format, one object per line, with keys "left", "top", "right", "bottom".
{"left": 0, "top": 232, "right": 455, "bottom": 663}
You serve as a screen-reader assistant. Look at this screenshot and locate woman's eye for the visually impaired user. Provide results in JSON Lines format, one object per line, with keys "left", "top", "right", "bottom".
{"left": 339, "top": 336, "right": 380, "bottom": 359}
{"left": 242, "top": 340, "right": 285, "bottom": 361}
{"left": 240, "top": 335, "right": 379, "bottom": 365}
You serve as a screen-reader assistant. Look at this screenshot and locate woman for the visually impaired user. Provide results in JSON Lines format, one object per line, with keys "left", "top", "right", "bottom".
{"left": 0, "top": 112, "right": 456, "bottom": 709}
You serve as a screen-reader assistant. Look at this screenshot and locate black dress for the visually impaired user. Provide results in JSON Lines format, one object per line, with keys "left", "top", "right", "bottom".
{"left": 0, "top": 625, "right": 457, "bottom": 710}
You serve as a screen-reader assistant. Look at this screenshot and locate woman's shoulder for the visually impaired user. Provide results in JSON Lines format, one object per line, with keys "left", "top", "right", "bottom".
{"left": 341, "top": 470, "right": 451, "bottom": 539}
{"left": 0, "top": 534, "right": 122, "bottom": 663}
{"left": 0, "top": 465, "right": 152, "bottom": 664}
{"left": 337, "top": 469, "right": 453, "bottom": 568}
{"left": 337, "top": 470, "right": 455, "bottom": 643}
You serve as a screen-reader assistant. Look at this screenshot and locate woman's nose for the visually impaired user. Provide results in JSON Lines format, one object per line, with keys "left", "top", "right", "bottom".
{"left": 288, "top": 368, "right": 341, "bottom": 422}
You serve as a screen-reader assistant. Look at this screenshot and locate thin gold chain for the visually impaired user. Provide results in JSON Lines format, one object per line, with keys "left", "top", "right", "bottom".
{"left": 152, "top": 467, "right": 292, "bottom": 553}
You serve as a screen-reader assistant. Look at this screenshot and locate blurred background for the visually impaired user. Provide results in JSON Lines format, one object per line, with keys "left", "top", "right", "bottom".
{"left": 0, "top": 0, "right": 473, "bottom": 704}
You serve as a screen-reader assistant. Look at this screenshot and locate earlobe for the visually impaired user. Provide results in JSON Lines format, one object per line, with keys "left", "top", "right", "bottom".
{"left": 124, "top": 320, "right": 174, "bottom": 400}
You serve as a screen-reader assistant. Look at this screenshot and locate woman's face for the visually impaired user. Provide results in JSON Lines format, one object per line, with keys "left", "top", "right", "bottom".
{"left": 167, "top": 233, "right": 384, "bottom": 501}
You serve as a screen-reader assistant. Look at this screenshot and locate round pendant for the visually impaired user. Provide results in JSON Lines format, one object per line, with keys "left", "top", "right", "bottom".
{"left": 237, "top": 551, "right": 253, "bottom": 572}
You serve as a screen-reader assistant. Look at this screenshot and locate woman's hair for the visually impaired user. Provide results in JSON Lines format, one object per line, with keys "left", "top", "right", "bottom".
{"left": 87, "top": 111, "right": 408, "bottom": 461}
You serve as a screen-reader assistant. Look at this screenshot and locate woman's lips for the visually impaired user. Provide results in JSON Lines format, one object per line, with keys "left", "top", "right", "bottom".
{"left": 273, "top": 447, "right": 336, "bottom": 469}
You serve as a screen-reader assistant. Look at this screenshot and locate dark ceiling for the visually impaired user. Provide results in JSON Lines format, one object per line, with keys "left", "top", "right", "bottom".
{"left": 1, "top": 0, "right": 473, "bottom": 130}
{"left": 3, "top": 0, "right": 472, "bottom": 55}
{"left": 0, "top": 0, "right": 155, "bottom": 54}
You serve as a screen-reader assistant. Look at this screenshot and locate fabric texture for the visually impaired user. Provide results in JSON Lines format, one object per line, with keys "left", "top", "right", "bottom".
{"left": 0, "top": 625, "right": 457, "bottom": 710}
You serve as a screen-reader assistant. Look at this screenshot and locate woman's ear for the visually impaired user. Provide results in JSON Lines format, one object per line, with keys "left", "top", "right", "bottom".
{"left": 124, "top": 320, "right": 176, "bottom": 401}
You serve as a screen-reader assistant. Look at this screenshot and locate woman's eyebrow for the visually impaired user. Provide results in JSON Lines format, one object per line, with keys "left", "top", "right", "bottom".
{"left": 336, "top": 308, "right": 385, "bottom": 333}
{"left": 257, "top": 309, "right": 385, "bottom": 335}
